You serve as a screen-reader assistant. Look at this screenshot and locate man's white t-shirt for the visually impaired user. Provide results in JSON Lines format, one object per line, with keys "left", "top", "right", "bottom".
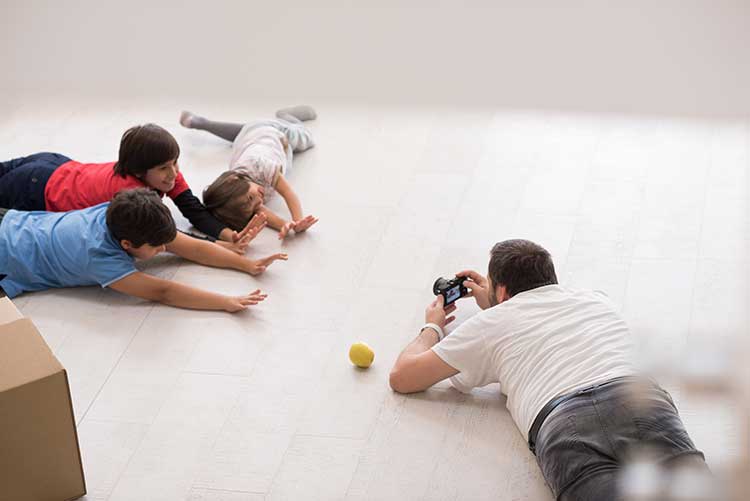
{"left": 431, "top": 285, "right": 635, "bottom": 439}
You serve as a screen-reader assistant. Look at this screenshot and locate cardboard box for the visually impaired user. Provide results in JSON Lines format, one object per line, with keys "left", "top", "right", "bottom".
{"left": 0, "top": 298, "right": 86, "bottom": 501}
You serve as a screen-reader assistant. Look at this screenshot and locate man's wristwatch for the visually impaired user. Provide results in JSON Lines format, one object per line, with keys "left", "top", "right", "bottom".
{"left": 420, "top": 323, "right": 445, "bottom": 342}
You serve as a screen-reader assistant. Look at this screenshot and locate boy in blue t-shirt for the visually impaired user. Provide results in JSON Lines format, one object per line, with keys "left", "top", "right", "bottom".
{"left": 0, "top": 188, "right": 287, "bottom": 312}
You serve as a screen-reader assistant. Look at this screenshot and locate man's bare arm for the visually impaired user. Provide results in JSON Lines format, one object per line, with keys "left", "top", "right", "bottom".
{"left": 389, "top": 327, "right": 459, "bottom": 393}
{"left": 389, "top": 295, "right": 459, "bottom": 393}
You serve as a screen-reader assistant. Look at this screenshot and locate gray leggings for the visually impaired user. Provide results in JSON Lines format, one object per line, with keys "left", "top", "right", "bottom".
{"left": 190, "top": 117, "right": 314, "bottom": 153}
{"left": 535, "top": 379, "right": 707, "bottom": 500}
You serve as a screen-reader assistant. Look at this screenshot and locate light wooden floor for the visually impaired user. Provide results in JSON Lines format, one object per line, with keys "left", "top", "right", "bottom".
{"left": 2, "top": 97, "right": 748, "bottom": 500}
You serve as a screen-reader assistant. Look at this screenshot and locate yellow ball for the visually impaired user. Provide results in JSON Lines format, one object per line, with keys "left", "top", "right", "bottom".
{"left": 349, "top": 342, "right": 375, "bottom": 368}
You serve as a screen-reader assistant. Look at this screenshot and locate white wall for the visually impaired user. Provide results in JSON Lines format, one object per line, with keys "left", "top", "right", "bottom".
{"left": 2, "top": 0, "right": 750, "bottom": 116}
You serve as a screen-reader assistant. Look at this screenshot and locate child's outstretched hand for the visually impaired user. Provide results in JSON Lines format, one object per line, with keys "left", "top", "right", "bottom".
{"left": 245, "top": 253, "right": 289, "bottom": 275}
{"left": 224, "top": 289, "right": 267, "bottom": 312}
{"left": 278, "top": 215, "right": 319, "bottom": 239}
{"left": 247, "top": 212, "right": 267, "bottom": 231}
{"left": 222, "top": 229, "right": 257, "bottom": 255}
{"left": 216, "top": 239, "right": 248, "bottom": 255}
{"left": 219, "top": 216, "right": 267, "bottom": 255}
{"left": 294, "top": 215, "right": 319, "bottom": 233}
{"left": 232, "top": 214, "right": 267, "bottom": 243}
{"left": 257, "top": 253, "right": 289, "bottom": 267}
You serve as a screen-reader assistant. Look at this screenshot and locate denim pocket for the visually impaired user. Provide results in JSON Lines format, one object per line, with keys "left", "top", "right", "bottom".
{"left": 536, "top": 411, "right": 593, "bottom": 497}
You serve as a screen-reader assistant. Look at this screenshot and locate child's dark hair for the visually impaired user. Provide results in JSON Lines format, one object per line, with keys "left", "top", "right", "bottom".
{"left": 203, "top": 171, "right": 256, "bottom": 231}
{"left": 106, "top": 188, "right": 177, "bottom": 246}
{"left": 113, "top": 124, "right": 180, "bottom": 178}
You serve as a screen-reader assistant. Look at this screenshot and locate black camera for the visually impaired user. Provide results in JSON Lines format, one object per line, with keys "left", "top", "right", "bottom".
{"left": 433, "top": 276, "right": 468, "bottom": 306}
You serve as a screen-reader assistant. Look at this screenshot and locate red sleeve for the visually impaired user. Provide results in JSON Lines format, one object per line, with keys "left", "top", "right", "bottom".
{"left": 166, "top": 172, "right": 190, "bottom": 199}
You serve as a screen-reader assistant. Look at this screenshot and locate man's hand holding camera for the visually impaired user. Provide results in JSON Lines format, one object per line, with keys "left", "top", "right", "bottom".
{"left": 427, "top": 269, "right": 492, "bottom": 341}
{"left": 390, "top": 270, "right": 489, "bottom": 393}
{"left": 457, "top": 269, "right": 492, "bottom": 310}
{"left": 425, "top": 295, "right": 457, "bottom": 335}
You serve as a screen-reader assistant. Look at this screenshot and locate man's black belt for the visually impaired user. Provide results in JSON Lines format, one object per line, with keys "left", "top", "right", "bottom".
{"left": 527, "top": 375, "right": 635, "bottom": 455}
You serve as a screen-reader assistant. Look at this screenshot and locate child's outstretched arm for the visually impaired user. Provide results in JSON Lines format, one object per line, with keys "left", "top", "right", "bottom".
{"left": 267, "top": 175, "right": 319, "bottom": 240}
{"left": 260, "top": 206, "right": 318, "bottom": 240}
{"left": 166, "top": 232, "right": 287, "bottom": 275}
{"left": 109, "top": 272, "right": 266, "bottom": 312}
{"left": 259, "top": 206, "right": 287, "bottom": 231}
{"left": 275, "top": 175, "right": 304, "bottom": 221}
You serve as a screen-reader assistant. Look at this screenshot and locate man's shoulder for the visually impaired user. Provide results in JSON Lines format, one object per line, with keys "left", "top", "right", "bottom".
{"left": 458, "top": 302, "right": 517, "bottom": 336}
{"left": 487, "top": 286, "right": 617, "bottom": 323}
{"left": 512, "top": 285, "right": 613, "bottom": 305}
{"left": 511, "top": 286, "right": 624, "bottom": 327}
{"left": 568, "top": 288, "right": 619, "bottom": 310}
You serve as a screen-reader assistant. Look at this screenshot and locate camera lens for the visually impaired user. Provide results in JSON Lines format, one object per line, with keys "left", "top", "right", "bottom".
{"left": 433, "top": 277, "right": 449, "bottom": 295}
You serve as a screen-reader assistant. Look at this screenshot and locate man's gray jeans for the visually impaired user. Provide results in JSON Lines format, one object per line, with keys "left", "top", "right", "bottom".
{"left": 535, "top": 379, "right": 707, "bottom": 500}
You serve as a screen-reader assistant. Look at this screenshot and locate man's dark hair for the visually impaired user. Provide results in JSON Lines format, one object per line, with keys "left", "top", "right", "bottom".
{"left": 488, "top": 239, "right": 558, "bottom": 297}
{"left": 106, "top": 188, "right": 177, "bottom": 247}
{"left": 113, "top": 124, "right": 180, "bottom": 178}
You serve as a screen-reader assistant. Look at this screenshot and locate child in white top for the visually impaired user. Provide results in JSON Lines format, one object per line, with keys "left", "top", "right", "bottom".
{"left": 180, "top": 106, "right": 318, "bottom": 239}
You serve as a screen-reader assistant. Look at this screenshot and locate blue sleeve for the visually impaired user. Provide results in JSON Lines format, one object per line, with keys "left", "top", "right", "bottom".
{"left": 88, "top": 251, "right": 138, "bottom": 288}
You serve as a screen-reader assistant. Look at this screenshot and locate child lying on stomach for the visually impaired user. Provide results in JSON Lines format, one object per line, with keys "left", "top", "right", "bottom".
{"left": 181, "top": 105, "right": 319, "bottom": 239}
{"left": 0, "top": 188, "right": 286, "bottom": 312}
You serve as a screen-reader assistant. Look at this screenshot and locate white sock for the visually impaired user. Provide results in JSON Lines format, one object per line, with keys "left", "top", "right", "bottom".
{"left": 180, "top": 111, "right": 195, "bottom": 129}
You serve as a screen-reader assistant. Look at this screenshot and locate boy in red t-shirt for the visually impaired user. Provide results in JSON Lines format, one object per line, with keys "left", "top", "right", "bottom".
{"left": 0, "top": 124, "right": 264, "bottom": 254}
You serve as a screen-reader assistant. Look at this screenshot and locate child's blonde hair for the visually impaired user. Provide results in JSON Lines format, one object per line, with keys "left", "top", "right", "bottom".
{"left": 202, "top": 171, "right": 257, "bottom": 231}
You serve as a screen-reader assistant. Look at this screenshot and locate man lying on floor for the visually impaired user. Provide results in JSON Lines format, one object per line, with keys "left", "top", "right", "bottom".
{"left": 389, "top": 239, "right": 709, "bottom": 500}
